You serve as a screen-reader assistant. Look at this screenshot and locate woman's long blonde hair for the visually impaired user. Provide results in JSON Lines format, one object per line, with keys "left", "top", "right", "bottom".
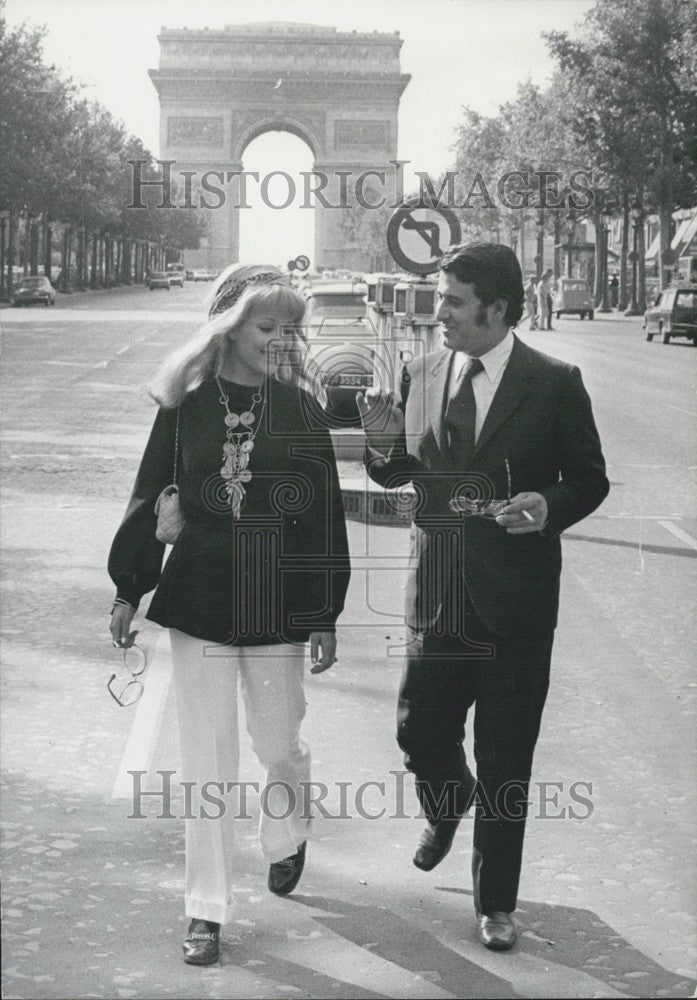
{"left": 147, "top": 264, "right": 308, "bottom": 408}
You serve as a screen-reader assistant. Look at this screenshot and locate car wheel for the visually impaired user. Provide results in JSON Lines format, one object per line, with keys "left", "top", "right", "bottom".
{"left": 661, "top": 325, "right": 670, "bottom": 344}
{"left": 580, "top": 312, "right": 585, "bottom": 320}
{"left": 588, "top": 310, "right": 594, "bottom": 320}
{"left": 646, "top": 329, "right": 654, "bottom": 341}
{"left": 50, "top": 298, "right": 55, "bottom": 306}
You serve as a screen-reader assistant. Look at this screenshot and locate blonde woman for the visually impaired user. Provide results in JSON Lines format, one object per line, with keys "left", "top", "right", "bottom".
{"left": 108, "top": 264, "right": 350, "bottom": 965}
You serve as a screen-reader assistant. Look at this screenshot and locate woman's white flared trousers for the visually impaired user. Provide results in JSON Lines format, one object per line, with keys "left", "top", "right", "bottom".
{"left": 169, "top": 628, "right": 310, "bottom": 924}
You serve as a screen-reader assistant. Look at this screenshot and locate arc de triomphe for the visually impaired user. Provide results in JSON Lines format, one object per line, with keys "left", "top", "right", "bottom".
{"left": 148, "top": 22, "right": 411, "bottom": 270}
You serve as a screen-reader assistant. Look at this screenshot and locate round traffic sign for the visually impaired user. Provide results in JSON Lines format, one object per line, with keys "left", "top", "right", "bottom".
{"left": 386, "top": 200, "right": 461, "bottom": 275}
{"left": 294, "top": 255, "right": 310, "bottom": 272}
{"left": 286, "top": 259, "right": 296, "bottom": 271}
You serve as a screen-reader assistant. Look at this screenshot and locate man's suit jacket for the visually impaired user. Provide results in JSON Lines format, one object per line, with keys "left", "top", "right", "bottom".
{"left": 366, "top": 335, "right": 609, "bottom": 636}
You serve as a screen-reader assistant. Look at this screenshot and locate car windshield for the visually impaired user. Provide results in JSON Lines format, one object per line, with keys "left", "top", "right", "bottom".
{"left": 19, "top": 277, "right": 46, "bottom": 288}
{"left": 307, "top": 293, "right": 364, "bottom": 310}
{"left": 151, "top": 272, "right": 167, "bottom": 279}
{"left": 675, "top": 291, "right": 697, "bottom": 310}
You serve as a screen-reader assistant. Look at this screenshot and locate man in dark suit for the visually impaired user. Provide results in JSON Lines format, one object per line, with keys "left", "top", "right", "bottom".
{"left": 357, "top": 243, "right": 609, "bottom": 951}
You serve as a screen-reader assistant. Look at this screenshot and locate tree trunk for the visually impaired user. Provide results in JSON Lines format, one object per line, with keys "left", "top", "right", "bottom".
{"left": 553, "top": 213, "right": 562, "bottom": 279}
{"left": 593, "top": 200, "right": 603, "bottom": 306}
{"left": 75, "top": 227, "right": 83, "bottom": 290}
{"left": 121, "top": 239, "right": 130, "bottom": 284}
{"left": 657, "top": 200, "right": 673, "bottom": 291}
{"left": 618, "top": 193, "right": 629, "bottom": 311}
{"left": 90, "top": 233, "right": 98, "bottom": 289}
{"left": 637, "top": 211, "right": 647, "bottom": 313}
{"left": 106, "top": 238, "right": 113, "bottom": 287}
{"left": 0, "top": 214, "right": 6, "bottom": 299}
{"left": 44, "top": 221, "right": 53, "bottom": 283}
{"left": 7, "top": 209, "right": 17, "bottom": 293}
{"left": 60, "top": 226, "right": 69, "bottom": 292}
{"left": 98, "top": 233, "right": 104, "bottom": 287}
{"left": 518, "top": 215, "right": 526, "bottom": 275}
{"left": 29, "top": 217, "right": 39, "bottom": 275}
{"left": 536, "top": 211, "right": 544, "bottom": 280}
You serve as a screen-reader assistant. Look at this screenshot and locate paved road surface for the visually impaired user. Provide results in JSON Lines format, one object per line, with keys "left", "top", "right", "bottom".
{"left": 1, "top": 283, "right": 695, "bottom": 999}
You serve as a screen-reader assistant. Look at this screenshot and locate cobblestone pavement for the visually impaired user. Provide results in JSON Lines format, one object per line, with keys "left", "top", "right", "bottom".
{"left": 1, "top": 285, "right": 696, "bottom": 998}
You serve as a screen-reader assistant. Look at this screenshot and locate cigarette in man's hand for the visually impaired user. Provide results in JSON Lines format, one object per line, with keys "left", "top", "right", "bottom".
{"left": 521, "top": 509, "right": 535, "bottom": 522}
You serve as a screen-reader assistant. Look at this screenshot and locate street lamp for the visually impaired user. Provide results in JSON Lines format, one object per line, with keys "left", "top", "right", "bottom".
{"left": 565, "top": 211, "right": 575, "bottom": 277}
{"left": 625, "top": 199, "right": 643, "bottom": 316}
{"left": 597, "top": 204, "right": 614, "bottom": 313}
{"left": 535, "top": 212, "right": 545, "bottom": 279}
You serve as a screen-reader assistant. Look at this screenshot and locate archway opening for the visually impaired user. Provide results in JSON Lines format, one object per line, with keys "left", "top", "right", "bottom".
{"left": 239, "top": 131, "right": 314, "bottom": 269}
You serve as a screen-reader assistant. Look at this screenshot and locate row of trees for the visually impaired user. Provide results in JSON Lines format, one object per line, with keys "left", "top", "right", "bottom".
{"left": 340, "top": 0, "right": 697, "bottom": 309}
{"left": 0, "top": 10, "right": 205, "bottom": 298}
{"left": 454, "top": 0, "right": 697, "bottom": 306}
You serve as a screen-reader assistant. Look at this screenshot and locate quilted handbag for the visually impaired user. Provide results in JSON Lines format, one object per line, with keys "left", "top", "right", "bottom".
{"left": 154, "top": 409, "right": 184, "bottom": 544}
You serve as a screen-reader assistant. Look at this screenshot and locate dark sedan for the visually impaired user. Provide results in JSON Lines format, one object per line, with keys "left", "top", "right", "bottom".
{"left": 11, "top": 276, "right": 56, "bottom": 307}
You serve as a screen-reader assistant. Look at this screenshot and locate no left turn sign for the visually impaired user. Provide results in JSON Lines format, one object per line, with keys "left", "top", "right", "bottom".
{"left": 386, "top": 200, "right": 461, "bottom": 275}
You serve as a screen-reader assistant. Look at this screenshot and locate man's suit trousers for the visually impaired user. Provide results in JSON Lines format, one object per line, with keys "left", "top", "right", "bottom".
{"left": 397, "top": 588, "right": 553, "bottom": 914}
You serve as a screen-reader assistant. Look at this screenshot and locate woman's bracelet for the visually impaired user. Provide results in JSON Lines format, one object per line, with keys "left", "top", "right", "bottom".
{"left": 111, "top": 597, "right": 135, "bottom": 614}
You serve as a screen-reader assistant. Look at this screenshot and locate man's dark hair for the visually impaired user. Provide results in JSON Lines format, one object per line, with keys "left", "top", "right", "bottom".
{"left": 439, "top": 242, "right": 525, "bottom": 327}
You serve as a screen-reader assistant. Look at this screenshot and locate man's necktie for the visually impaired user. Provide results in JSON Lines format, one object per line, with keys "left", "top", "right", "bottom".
{"left": 444, "top": 357, "right": 484, "bottom": 466}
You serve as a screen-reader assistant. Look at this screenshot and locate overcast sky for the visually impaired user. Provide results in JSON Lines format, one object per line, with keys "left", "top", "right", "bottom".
{"left": 7, "top": 0, "right": 595, "bottom": 265}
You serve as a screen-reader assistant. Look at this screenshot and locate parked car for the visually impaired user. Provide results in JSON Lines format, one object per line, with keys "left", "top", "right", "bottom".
{"left": 303, "top": 281, "right": 374, "bottom": 422}
{"left": 148, "top": 271, "right": 170, "bottom": 291}
{"left": 166, "top": 264, "right": 184, "bottom": 286}
{"left": 11, "top": 275, "right": 56, "bottom": 307}
{"left": 191, "top": 269, "right": 211, "bottom": 282}
{"left": 552, "top": 278, "right": 594, "bottom": 320}
{"left": 644, "top": 285, "right": 697, "bottom": 344}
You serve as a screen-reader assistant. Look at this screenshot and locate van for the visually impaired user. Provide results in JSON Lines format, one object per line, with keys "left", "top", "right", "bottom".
{"left": 303, "top": 281, "right": 375, "bottom": 422}
{"left": 644, "top": 285, "right": 697, "bottom": 344}
{"left": 551, "top": 278, "right": 594, "bottom": 320}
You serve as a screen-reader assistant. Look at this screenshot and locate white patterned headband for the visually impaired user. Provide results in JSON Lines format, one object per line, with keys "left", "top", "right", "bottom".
{"left": 209, "top": 271, "right": 290, "bottom": 317}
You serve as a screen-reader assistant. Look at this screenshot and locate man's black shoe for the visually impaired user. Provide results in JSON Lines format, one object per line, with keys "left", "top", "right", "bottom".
{"left": 182, "top": 919, "right": 220, "bottom": 965}
{"left": 413, "top": 818, "right": 460, "bottom": 871}
{"left": 476, "top": 910, "right": 517, "bottom": 951}
{"left": 268, "top": 840, "right": 307, "bottom": 895}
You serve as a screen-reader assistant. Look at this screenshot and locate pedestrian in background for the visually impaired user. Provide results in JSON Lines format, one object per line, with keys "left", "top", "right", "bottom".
{"left": 357, "top": 243, "right": 608, "bottom": 952}
{"left": 108, "top": 264, "right": 350, "bottom": 966}
{"left": 524, "top": 276, "right": 538, "bottom": 330}
{"left": 536, "top": 269, "right": 554, "bottom": 330}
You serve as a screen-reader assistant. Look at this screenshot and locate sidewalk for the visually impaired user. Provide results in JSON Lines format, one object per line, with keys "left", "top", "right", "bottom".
{"left": 1, "top": 500, "right": 695, "bottom": 998}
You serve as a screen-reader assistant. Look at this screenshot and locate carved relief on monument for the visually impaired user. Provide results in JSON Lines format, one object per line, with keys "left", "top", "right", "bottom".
{"left": 334, "top": 120, "right": 389, "bottom": 149}
{"left": 167, "top": 117, "right": 224, "bottom": 146}
{"left": 159, "top": 35, "right": 400, "bottom": 73}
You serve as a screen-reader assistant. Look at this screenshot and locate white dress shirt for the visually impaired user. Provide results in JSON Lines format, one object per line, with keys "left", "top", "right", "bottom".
{"left": 449, "top": 330, "right": 515, "bottom": 442}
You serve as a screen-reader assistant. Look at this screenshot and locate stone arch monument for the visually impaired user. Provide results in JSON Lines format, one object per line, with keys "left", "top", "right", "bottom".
{"left": 149, "top": 22, "right": 411, "bottom": 270}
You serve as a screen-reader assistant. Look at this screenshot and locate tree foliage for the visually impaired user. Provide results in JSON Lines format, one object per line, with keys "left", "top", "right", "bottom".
{"left": 0, "top": 10, "right": 205, "bottom": 252}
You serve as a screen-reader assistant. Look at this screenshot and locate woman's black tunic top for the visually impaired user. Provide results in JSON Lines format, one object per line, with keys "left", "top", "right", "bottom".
{"left": 108, "top": 377, "right": 351, "bottom": 646}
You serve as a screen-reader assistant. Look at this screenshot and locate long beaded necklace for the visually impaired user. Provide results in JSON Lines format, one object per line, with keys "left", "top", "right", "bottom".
{"left": 215, "top": 376, "right": 266, "bottom": 519}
